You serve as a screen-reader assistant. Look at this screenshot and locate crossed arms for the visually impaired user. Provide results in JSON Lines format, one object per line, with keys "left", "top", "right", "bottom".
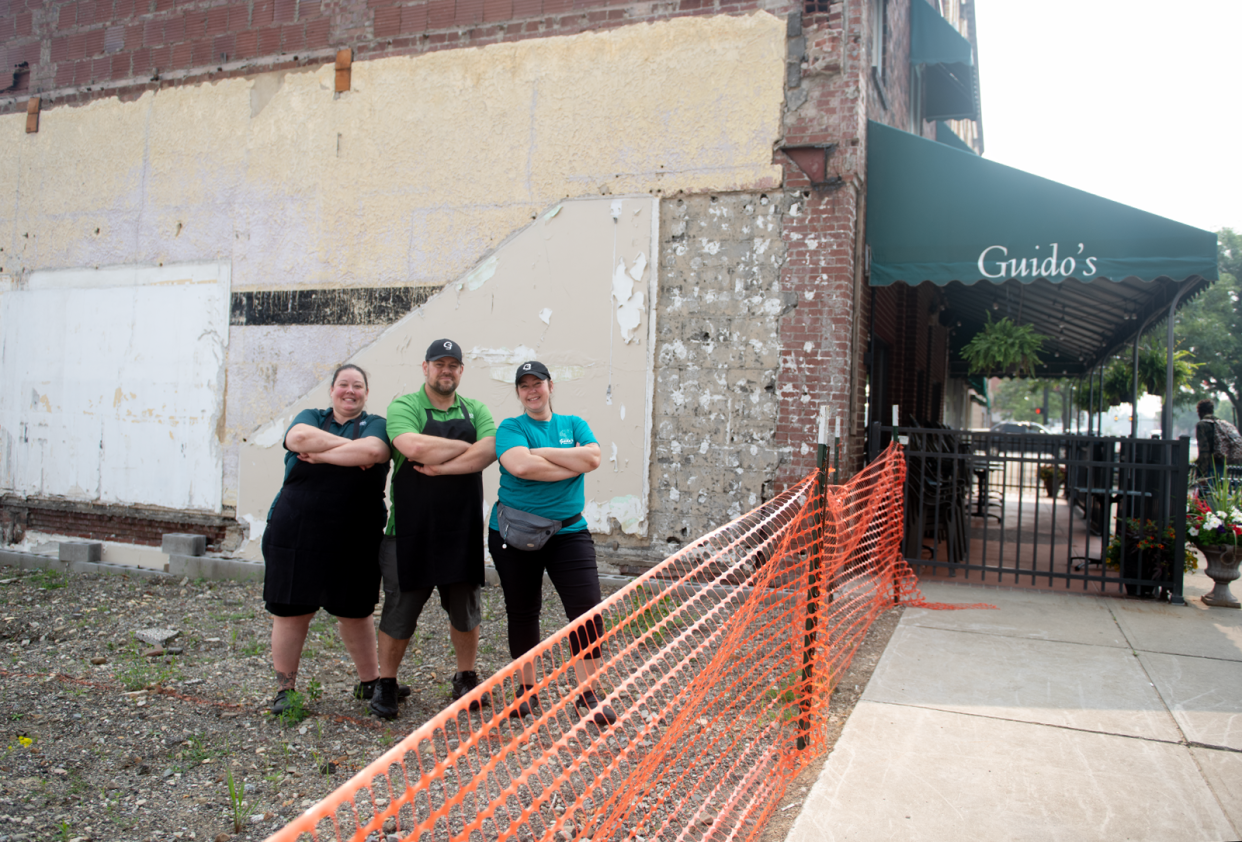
{"left": 393, "top": 432, "right": 497, "bottom": 477}
{"left": 498, "top": 444, "right": 601, "bottom": 482}
{"left": 285, "top": 424, "right": 390, "bottom": 468}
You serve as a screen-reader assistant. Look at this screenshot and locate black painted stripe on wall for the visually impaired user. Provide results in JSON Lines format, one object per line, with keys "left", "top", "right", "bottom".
{"left": 229, "top": 285, "right": 444, "bottom": 326}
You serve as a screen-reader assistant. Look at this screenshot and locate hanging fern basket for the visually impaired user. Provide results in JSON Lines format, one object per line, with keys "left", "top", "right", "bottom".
{"left": 961, "top": 314, "right": 1048, "bottom": 378}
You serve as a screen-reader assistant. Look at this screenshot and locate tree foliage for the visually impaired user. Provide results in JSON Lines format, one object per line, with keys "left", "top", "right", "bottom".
{"left": 1176, "top": 228, "right": 1241, "bottom": 414}
{"left": 1101, "top": 342, "right": 1198, "bottom": 408}
{"left": 989, "top": 377, "right": 1080, "bottom": 427}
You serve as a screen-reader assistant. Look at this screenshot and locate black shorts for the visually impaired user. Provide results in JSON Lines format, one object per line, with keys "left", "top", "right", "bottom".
{"left": 265, "top": 597, "right": 374, "bottom": 620}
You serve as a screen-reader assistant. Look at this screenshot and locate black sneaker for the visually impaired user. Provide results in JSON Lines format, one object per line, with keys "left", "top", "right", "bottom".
{"left": 576, "top": 689, "right": 617, "bottom": 728}
{"left": 451, "top": 671, "right": 490, "bottom": 711}
{"left": 354, "top": 678, "right": 411, "bottom": 700}
{"left": 508, "top": 686, "right": 539, "bottom": 720}
{"left": 270, "top": 689, "right": 295, "bottom": 716}
{"left": 368, "top": 678, "right": 400, "bottom": 720}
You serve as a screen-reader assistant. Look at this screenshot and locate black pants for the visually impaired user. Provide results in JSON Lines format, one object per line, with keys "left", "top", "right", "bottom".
{"left": 488, "top": 529, "right": 604, "bottom": 661}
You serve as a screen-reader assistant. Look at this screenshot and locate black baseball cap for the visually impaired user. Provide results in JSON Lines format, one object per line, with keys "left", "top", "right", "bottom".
{"left": 514, "top": 360, "right": 551, "bottom": 384}
{"left": 425, "top": 339, "right": 463, "bottom": 362}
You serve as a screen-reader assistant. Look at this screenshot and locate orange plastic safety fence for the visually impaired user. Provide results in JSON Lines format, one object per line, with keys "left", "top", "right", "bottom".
{"left": 266, "top": 443, "right": 958, "bottom": 842}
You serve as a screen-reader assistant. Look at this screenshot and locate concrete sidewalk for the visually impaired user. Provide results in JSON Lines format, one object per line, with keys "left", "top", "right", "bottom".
{"left": 787, "top": 570, "right": 1242, "bottom": 842}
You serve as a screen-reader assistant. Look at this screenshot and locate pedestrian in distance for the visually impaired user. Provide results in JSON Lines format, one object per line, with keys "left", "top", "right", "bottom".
{"left": 1195, "top": 398, "right": 1242, "bottom": 482}
{"left": 371, "top": 339, "right": 498, "bottom": 719}
{"left": 261, "top": 364, "right": 392, "bottom": 716}
{"left": 488, "top": 360, "right": 616, "bottom": 728}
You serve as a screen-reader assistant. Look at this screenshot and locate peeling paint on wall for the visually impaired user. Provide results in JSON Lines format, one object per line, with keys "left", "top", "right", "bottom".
{"left": 464, "top": 255, "right": 499, "bottom": 291}
{"left": 584, "top": 494, "right": 646, "bottom": 535}
{"left": 612, "top": 257, "right": 647, "bottom": 344}
{"left": 1, "top": 13, "right": 787, "bottom": 525}
{"left": 236, "top": 197, "right": 659, "bottom": 557}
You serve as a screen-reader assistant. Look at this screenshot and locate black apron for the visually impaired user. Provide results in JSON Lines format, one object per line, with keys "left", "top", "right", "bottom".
{"left": 262, "top": 412, "right": 389, "bottom": 607}
{"left": 392, "top": 407, "right": 484, "bottom": 590}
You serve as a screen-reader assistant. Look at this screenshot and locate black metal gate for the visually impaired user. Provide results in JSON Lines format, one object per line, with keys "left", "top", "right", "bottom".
{"left": 869, "top": 424, "right": 1191, "bottom": 603}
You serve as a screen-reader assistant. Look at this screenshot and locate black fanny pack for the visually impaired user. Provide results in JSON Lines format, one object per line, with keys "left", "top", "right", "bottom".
{"left": 496, "top": 503, "right": 583, "bottom": 551}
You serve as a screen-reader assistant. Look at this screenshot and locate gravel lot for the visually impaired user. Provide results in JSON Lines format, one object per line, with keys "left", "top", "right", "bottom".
{"left": 0, "top": 564, "right": 899, "bottom": 842}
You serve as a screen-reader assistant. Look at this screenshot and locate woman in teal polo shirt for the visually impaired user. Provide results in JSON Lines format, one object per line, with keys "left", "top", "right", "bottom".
{"left": 262, "top": 364, "right": 391, "bottom": 715}
{"left": 488, "top": 360, "right": 615, "bottom": 727}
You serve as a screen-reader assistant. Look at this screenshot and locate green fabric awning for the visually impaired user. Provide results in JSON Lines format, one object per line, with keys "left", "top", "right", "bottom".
{"left": 865, "top": 120, "right": 1218, "bottom": 377}
{"left": 967, "top": 376, "right": 989, "bottom": 408}
{"left": 910, "top": 0, "right": 973, "bottom": 66}
{"left": 866, "top": 121, "right": 1218, "bottom": 288}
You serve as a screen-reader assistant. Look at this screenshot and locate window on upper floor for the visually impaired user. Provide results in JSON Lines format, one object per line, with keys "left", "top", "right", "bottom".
{"left": 870, "top": 0, "right": 888, "bottom": 83}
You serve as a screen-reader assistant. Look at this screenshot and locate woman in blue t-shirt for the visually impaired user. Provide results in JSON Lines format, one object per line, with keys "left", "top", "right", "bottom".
{"left": 489, "top": 360, "right": 615, "bottom": 727}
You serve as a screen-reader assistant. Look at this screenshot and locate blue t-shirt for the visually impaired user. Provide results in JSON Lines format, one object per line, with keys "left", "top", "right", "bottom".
{"left": 267, "top": 408, "right": 389, "bottom": 520}
{"left": 489, "top": 413, "right": 597, "bottom": 534}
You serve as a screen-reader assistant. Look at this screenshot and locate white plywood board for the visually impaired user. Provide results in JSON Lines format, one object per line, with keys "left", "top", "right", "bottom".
{"left": 0, "top": 262, "right": 230, "bottom": 512}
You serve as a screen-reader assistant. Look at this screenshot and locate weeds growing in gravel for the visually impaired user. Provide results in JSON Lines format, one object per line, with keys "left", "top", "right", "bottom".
{"left": 609, "top": 584, "right": 685, "bottom": 646}
{"left": 31, "top": 569, "right": 67, "bottom": 590}
{"left": 226, "top": 769, "right": 247, "bottom": 833}
{"left": 116, "top": 642, "right": 182, "bottom": 691}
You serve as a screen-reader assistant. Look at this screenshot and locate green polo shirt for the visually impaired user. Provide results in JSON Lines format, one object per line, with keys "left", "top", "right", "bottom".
{"left": 384, "top": 387, "right": 496, "bottom": 535}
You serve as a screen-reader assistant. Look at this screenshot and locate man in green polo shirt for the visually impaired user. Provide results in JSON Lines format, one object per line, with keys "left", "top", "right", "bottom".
{"left": 370, "top": 338, "right": 498, "bottom": 719}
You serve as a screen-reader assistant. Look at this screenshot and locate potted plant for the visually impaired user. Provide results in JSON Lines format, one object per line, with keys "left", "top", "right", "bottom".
{"left": 961, "top": 314, "right": 1048, "bottom": 377}
{"left": 1037, "top": 464, "right": 1066, "bottom": 498}
{"left": 1105, "top": 518, "right": 1197, "bottom": 599}
{"left": 1187, "top": 477, "right": 1242, "bottom": 608}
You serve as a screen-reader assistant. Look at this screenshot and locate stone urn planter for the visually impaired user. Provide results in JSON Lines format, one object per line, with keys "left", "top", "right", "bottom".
{"left": 1197, "top": 544, "right": 1241, "bottom": 609}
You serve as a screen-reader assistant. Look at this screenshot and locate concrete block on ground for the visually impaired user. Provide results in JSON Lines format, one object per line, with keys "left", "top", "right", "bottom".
{"left": 66, "top": 560, "right": 170, "bottom": 579}
{"left": 0, "top": 549, "right": 51, "bottom": 572}
{"left": 168, "top": 554, "right": 263, "bottom": 582}
{"left": 58, "top": 541, "right": 102, "bottom": 563}
{"left": 162, "top": 533, "right": 207, "bottom": 557}
{"left": 0, "top": 549, "right": 171, "bottom": 580}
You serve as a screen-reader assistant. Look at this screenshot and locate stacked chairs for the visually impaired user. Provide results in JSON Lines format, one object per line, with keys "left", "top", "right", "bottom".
{"left": 903, "top": 423, "right": 971, "bottom": 566}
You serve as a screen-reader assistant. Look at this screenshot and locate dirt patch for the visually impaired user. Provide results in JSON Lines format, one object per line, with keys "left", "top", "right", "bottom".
{"left": 757, "top": 605, "right": 904, "bottom": 842}
{"left": 0, "top": 565, "right": 621, "bottom": 842}
{"left": 0, "top": 565, "right": 902, "bottom": 842}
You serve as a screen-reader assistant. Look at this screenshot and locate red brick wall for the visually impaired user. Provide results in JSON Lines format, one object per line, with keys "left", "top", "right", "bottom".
{"left": 1, "top": 0, "right": 796, "bottom": 114}
{"left": 3, "top": 498, "right": 236, "bottom": 549}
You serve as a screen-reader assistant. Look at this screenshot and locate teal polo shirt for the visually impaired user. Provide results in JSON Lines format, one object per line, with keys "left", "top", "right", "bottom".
{"left": 488, "top": 413, "right": 597, "bottom": 534}
{"left": 267, "top": 408, "right": 389, "bottom": 520}
{"left": 385, "top": 387, "right": 496, "bottom": 536}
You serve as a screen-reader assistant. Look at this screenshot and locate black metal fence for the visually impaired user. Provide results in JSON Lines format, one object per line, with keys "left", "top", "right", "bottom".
{"left": 869, "top": 424, "right": 1191, "bottom": 603}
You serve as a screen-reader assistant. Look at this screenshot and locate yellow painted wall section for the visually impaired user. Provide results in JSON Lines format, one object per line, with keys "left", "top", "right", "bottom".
{"left": 0, "top": 13, "right": 785, "bottom": 289}
{"left": 0, "top": 12, "right": 786, "bottom": 517}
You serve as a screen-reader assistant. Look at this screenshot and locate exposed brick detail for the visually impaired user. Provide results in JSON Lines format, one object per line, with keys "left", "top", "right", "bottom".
{"left": 2, "top": 0, "right": 804, "bottom": 114}
{"left": 3, "top": 497, "right": 242, "bottom": 552}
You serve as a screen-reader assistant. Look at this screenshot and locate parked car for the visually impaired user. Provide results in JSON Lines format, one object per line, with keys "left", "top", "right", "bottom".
{"left": 987, "top": 420, "right": 1058, "bottom": 457}
{"left": 990, "top": 421, "right": 1051, "bottom": 435}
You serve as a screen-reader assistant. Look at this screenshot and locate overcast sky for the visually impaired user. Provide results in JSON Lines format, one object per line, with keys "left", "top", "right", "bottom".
{"left": 974, "top": 0, "right": 1241, "bottom": 236}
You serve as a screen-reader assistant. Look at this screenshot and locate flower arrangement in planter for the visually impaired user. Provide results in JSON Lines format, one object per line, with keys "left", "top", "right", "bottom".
{"left": 1187, "top": 477, "right": 1242, "bottom": 608}
{"left": 1105, "top": 518, "right": 1197, "bottom": 598}
{"left": 1036, "top": 464, "right": 1066, "bottom": 498}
